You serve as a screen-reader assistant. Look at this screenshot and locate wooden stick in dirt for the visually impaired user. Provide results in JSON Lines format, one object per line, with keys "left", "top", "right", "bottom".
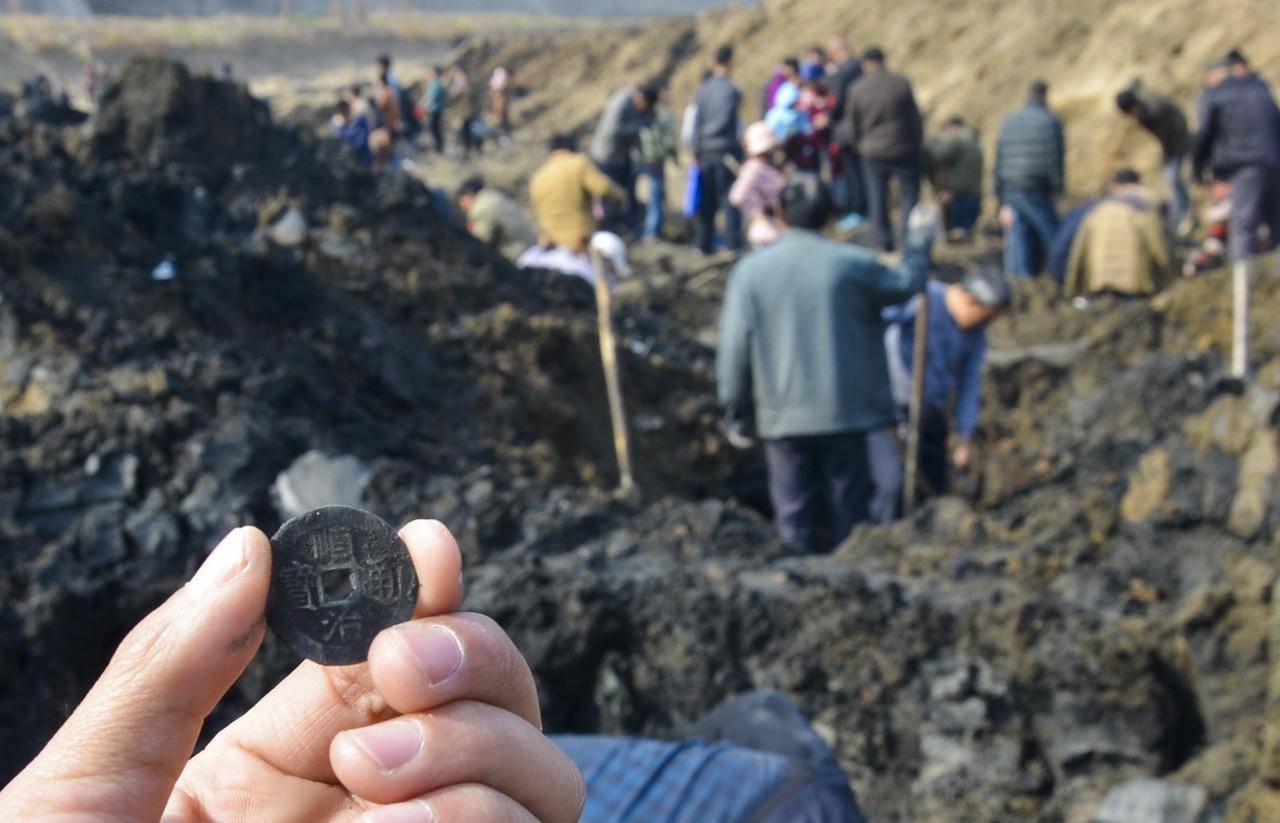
{"left": 903, "top": 290, "right": 930, "bottom": 516}
{"left": 589, "top": 249, "right": 636, "bottom": 496}
{"left": 1232, "top": 259, "right": 1250, "bottom": 380}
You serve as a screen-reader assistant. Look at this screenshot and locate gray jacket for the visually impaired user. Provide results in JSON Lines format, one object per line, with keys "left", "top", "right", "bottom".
{"left": 994, "top": 100, "right": 1065, "bottom": 199}
{"left": 590, "top": 87, "right": 649, "bottom": 166}
{"left": 717, "top": 230, "right": 929, "bottom": 439}
{"left": 693, "top": 74, "right": 743, "bottom": 158}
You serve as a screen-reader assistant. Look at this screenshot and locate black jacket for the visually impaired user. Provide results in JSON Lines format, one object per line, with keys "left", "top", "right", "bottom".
{"left": 1192, "top": 75, "right": 1280, "bottom": 180}
{"left": 830, "top": 57, "right": 863, "bottom": 145}
{"left": 994, "top": 100, "right": 1065, "bottom": 199}
{"left": 1126, "top": 83, "right": 1189, "bottom": 159}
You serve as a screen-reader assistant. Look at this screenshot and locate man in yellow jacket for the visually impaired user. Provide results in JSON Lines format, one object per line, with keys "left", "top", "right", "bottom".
{"left": 1066, "top": 169, "right": 1174, "bottom": 298}
{"left": 529, "top": 133, "right": 626, "bottom": 254}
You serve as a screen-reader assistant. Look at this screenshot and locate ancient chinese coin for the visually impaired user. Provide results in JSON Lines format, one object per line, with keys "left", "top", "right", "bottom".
{"left": 267, "top": 506, "right": 418, "bottom": 665}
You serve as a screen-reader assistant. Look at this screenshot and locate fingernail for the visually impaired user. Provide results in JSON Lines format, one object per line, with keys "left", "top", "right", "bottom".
{"left": 190, "top": 528, "right": 249, "bottom": 592}
{"left": 346, "top": 719, "right": 425, "bottom": 774}
{"left": 361, "top": 799, "right": 437, "bottom": 823}
{"left": 394, "top": 624, "right": 464, "bottom": 686}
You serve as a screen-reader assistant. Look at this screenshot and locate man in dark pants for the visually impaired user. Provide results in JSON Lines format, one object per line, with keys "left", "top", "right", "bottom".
{"left": 826, "top": 36, "right": 866, "bottom": 222}
{"left": 842, "top": 46, "right": 924, "bottom": 251}
{"left": 693, "top": 46, "right": 745, "bottom": 254}
{"left": 1192, "top": 52, "right": 1280, "bottom": 262}
{"left": 716, "top": 176, "right": 936, "bottom": 551}
{"left": 995, "top": 80, "right": 1065, "bottom": 277}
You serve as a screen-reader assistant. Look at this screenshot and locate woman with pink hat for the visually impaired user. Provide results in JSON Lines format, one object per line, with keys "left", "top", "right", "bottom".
{"left": 730, "top": 121, "right": 789, "bottom": 248}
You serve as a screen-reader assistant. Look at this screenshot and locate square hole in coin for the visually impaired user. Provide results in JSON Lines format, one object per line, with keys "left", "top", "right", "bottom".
{"left": 320, "top": 569, "right": 354, "bottom": 604}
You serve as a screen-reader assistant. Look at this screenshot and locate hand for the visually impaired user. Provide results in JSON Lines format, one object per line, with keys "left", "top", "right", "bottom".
{"left": 953, "top": 440, "right": 974, "bottom": 474}
{"left": 998, "top": 205, "right": 1014, "bottom": 230}
{"left": 0, "top": 521, "right": 584, "bottom": 823}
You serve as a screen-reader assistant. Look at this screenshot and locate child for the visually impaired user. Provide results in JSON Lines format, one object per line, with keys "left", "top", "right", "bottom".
{"left": 730, "top": 122, "right": 789, "bottom": 248}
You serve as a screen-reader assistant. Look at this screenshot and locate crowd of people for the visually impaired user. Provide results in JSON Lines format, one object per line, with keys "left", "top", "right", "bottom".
{"left": 330, "top": 53, "right": 515, "bottom": 171}
{"left": 8, "top": 34, "right": 1280, "bottom": 823}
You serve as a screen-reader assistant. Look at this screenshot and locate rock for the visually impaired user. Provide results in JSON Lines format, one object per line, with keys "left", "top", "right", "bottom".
{"left": 269, "top": 207, "right": 308, "bottom": 247}
{"left": 273, "top": 451, "right": 372, "bottom": 521}
{"left": 1092, "top": 778, "right": 1207, "bottom": 823}
{"left": 1227, "top": 429, "right": 1277, "bottom": 539}
{"left": 1122, "top": 448, "right": 1172, "bottom": 523}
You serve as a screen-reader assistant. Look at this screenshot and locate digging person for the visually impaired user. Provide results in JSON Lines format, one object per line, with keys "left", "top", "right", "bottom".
{"left": 716, "top": 176, "right": 939, "bottom": 552}
{"left": 1064, "top": 168, "right": 1175, "bottom": 299}
{"left": 589, "top": 81, "right": 658, "bottom": 237}
{"left": 520, "top": 132, "right": 627, "bottom": 280}
{"left": 1115, "top": 79, "right": 1192, "bottom": 232}
{"left": 995, "top": 81, "right": 1065, "bottom": 278}
{"left": 924, "top": 115, "right": 985, "bottom": 242}
{"left": 455, "top": 175, "right": 537, "bottom": 261}
{"left": 1192, "top": 51, "right": 1280, "bottom": 262}
{"left": 880, "top": 265, "right": 1012, "bottom": 516}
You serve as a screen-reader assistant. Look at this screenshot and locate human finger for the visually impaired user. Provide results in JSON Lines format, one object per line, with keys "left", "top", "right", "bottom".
{"left": 368, "top": 612, "right": 540, "bottom": 727}
{"left": 330, "top": 701, "right": 583, "bottom": 822}
{"left": 210, "top": 519, "right": 464, "bottom": 783}
{"left": 359, "top": 784, "right": 540, "bottom": 823}
{"left": 0, "top": 527, "right": 271, "bottom": 820}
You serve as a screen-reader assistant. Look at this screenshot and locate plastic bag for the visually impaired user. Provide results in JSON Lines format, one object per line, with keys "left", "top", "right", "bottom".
{"left": 682, "top": 164, "right": 703, "bottom": 219}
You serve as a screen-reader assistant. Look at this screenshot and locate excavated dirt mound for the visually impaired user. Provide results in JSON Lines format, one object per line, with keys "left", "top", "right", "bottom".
{"left": 5, "top": 56, "right": 1280, "bottom": 822}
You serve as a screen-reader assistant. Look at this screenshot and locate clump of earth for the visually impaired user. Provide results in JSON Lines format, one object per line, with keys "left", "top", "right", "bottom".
{"left": 3, "top": 57, "right": 1280, "bottom": 822}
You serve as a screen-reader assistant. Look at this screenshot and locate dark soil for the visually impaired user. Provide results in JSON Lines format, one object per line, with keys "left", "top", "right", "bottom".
{"left": 3, "top": 58, "right": 1280, "bottom": 821}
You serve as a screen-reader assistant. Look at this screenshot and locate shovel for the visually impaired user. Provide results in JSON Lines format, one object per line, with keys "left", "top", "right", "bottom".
{"left": 588, "top": 248, "right": 637, "bottom": 497}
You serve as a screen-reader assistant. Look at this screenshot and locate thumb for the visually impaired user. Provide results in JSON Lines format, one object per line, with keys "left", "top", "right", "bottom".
{"left": 0, "top": 527, "right": 272, "bottom": 820}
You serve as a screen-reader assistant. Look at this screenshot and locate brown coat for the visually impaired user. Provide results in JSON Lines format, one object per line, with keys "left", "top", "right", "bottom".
{"left": 529, "top": 151, "right": 625, "bottom": 251}
{"left": 842, "top": 69, "right": 923, "bottom": 161}
{"left": 1065, "top": 193, "right": 1173, "bottom": 297}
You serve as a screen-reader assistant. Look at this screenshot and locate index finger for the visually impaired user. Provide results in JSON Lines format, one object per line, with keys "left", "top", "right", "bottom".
{"left": 210, "top": 519, "right": 464, "bottom": 783}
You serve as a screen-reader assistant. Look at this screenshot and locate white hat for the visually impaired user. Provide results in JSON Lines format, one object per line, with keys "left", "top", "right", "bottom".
{"left": 744, "top": 121, "right": 780, "bottom": 157}
{"left": 590, "top": 231, "right": 632, "bottom": 278}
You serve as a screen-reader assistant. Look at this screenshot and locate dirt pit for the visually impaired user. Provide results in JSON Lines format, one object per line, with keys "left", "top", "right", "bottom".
{"left": 3, "top": 55, "right": 1280, "bottom": 822}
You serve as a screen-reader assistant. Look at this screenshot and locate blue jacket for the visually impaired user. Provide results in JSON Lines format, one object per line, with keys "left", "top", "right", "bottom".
{"left": 717, "top": 230, "right": 929, "bottom": 439}
{"left": 336, "top": 114, "right": 372, "bottom": 166}
{"left": 1192, "top": 75, "right": 1280, "bottom": 179}
{"left": 995, "top": 100, "right": 1065, "bottom": 199}
{"left": 883, "top": 281, "right": 987, "bottom": 438}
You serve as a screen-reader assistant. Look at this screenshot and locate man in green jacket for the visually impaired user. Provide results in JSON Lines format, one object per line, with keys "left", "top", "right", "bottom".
{"left": 924, "top": 116, "right": 984, "bottom": 240}
{"left": 716, "top": 177, "right": 936, "bottom": 551}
